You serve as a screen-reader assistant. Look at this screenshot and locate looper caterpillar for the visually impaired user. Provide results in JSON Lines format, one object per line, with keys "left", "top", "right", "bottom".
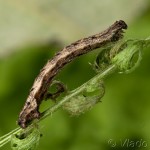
{"left": 18, "top": 20, "right": 127, "bottom": 128}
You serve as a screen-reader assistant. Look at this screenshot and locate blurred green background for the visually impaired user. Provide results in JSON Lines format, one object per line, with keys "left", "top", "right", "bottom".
{"left": 0, "top": 0, "right": 150, "bottom": 150}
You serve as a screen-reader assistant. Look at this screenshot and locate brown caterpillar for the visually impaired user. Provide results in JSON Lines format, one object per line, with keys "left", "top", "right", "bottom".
{"left": 18, "top": 20, "right": 127, "bottom": 128}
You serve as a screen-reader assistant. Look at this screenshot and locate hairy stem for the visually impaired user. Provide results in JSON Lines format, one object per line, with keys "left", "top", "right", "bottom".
{"left": 40, "top": 64, "right": 116, "bottom": 121}
{"left": 0, "top": 65, "right": 116, "bottom": 147}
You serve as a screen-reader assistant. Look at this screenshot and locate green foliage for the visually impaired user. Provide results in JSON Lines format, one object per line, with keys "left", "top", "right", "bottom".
{"left": 11, "top": 125, "right": 41, "bottom": 150}
{"left": 63, "top": 80, "right": 105, "bottom": 116}
{"left": 112, "top": 40, "right": 143, "bottom": 73}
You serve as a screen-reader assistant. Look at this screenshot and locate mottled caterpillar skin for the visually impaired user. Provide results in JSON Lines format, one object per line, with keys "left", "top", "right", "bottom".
{"left": 18, "top": 20, "right": 127, "bottom": 128}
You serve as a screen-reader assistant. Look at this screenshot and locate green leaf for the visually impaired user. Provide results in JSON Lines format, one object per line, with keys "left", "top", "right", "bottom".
{"left": 63, "top": 81, "right": 105, "bottom": 115}
{"left": 112, "top": 39, "right": 150, "bottom": 73}
{"left": 11, "top": 126, "right": 41, "bottom": 150}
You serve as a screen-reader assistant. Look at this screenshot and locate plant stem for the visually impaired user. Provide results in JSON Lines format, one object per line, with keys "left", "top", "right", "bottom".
{"left": 0, "top": 65, "right": 116, "bottom": 147}
{"left": 40, "top": 64, "right": 116, "bottom": 121}
{"left": 0, "top": 127, "right": 22, "bottom": 147}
